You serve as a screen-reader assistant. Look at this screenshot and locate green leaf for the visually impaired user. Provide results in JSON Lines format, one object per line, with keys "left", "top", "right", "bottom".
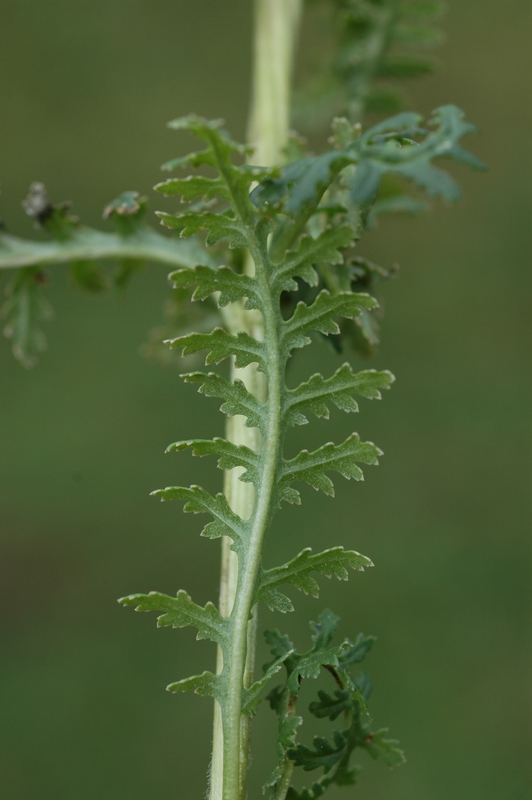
{"left": 337, "top": 633, "right": 376, "bottom": 669}
{"left": 168, "top": 327, "right": 266, "bottom": 372}
{"left": 286, "top": 364, "right": 394, "bottom": 425}
{"left": 155, "top": 175, "right": 231, "bottom": 202}
{"left": 165, "top": 437, "right": 260, "bottom": 487}
{"left": 166, "top": 671, "right": 220, "bottom": 699}
{"left": 309, "top": 688, "right": 353, "bottom": 721}
{"left": 310, "top": 608, "right": 340, "bottom": 651}
{"left": 392, "top": 23, "right": 444, "bottom": 46}
{"left": 281, "top": 433, "right": 382, "bottom": 498}
{"left": 283, "top": 290, "right": 378, "bottom": 352}
{"left": 253, "top": 151, "right": 352, "bottom": 215}
{"left": 150, "top": 484, "right": 246, "bottom": 551}
{"left": 273, "top": 226, "right": 354, "bottom": 293}
{"left": 287, "top": 643, "right": 351, "bottom": 694}
{"left": 168, "top": 264, "right": 260, "bottom": 309}
{"left": 289, "top": 730, "right": 347, "bottom": 773}
{"left": 265, "top": 629, "right": 296, "bottom": 664}
{"left": 103, "top": 191, "right": 147, "bottom": 235}
{"left": 69, "top": 260, "right": 107, "bottom": 292}
{"left": 361, "top": 728, "right": 406, "bottom": 767}
{"left": 156, "top": 209, "right": 246, "bottom": 248}
{"left": 257, "top": 547, "right": 373, "bottom": 613}
{"left": 242, "top": 652, "right": 294, "bottom": 716}
{"left": 349, "top": 105, "right": 485, "bottom": 204}
{"left": 118, "top": 590, "right": 228, "bottom": 646}
{"left": 1, "top": 267, "right": 53, "bottom": 367}
{"left": 378, "top": 54, "right": 436, "bottom": 78}
{"left": 182, "top": 371, "right": 266, "bottom": 432}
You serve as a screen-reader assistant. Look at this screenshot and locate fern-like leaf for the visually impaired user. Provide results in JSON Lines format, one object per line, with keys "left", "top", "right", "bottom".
{"left": 118, "top": 590, "right": 228, "bottom": 647}
{"left": 286, "top": 365, "right": 394, "bottom": 425}
{"left": 272, "top": 227, "right": 355, "bottom": 293}
{"left": 165, "top": 437, "right": 260, "bottom": 487}
{"left": 182, "top": 371, "right": 267, "bottom": 433}
{"left": 280, "top": 433, "right": 382, "bottom": 499}
{"left": 168, "top": 327, "right": 267, "bottom": 372}
{"left": 283, "top": 291, "right": 378, "bottom": 353}
{"left": 150, "top": 484, "right": 246, "bottom": 554}
{"left": 257, "top": 547, "right": 373, "bottom": 613}
{"left": 169, "top": 265, "right": 260, "bottom": 309}
{"left": 166, "top": 671, "right": 221, "bottom": 699}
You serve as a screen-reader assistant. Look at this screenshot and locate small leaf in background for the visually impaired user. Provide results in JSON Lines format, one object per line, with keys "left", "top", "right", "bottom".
{"left": 103, "top": 191, "right": 147, "bottom": 235}
{"left": 69, "top": 260, "right": 107, "bottom": 292}
{"left": 113, "top": 258, "right": 145, "bottom": 289}
{"left": 1, "top": 267, "right": 53, "bottom": 367}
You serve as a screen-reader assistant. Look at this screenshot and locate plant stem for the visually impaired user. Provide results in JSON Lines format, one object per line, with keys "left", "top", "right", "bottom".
{"left": 0, "top": 227, "right": 209, "bottom": 271}
{"left": 209, "top": 2, "right": 302, "bottom": 799}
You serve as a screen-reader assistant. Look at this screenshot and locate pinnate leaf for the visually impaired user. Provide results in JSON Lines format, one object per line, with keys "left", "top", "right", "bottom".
{"left": 257, "top": 547, "right": 373, "bottom": 613}
{"left": 286, "top": 365, "right": 394, "bottom": 425}
{"left": 272, "top": 226, "right": 355, "bottom": 293}
{"left": 166, "top": 671, "right": 220, "bottom": 699}
{"left": 283, "top": 290, "right": 378, "bottom": 352}
{"left": 155, "top": 175, "right": 230, "bottom": 202}
{"left": 281, "top": 433, "right": 382, "bottom": 498}
{"left": 168, "top": 264, "right": 259, "bottom": 309}
{"left": 118, "top": 590, "right": 227, "bottom": 646}
{"left": 242, "top": 652, "right": 294, "bottom": 716}
{"left": 167, "top": 327, "right": 266, "bottom": 372}
{"left": 165, "top": 437, "right": 260, "bottom": 486}
{"left": 183, "top": 371, "right": 266, "bottom": 432}
{"left": 361, "top": 728, "right": 405, "bottom": 767}
{"left": 150, "top": 484, "right": 246, "bottom": 548}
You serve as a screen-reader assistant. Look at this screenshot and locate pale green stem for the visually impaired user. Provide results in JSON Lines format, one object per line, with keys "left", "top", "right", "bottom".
{"left": 0, "top": 227, "right": 209, "bottom": 271}
{"left": 209, "top": 2, "right": 303, "bottom": 799}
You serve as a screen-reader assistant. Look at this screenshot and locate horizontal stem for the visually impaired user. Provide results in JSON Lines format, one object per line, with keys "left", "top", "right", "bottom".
{"left": 0, "top": 226, "right": 211, "bottom": 271}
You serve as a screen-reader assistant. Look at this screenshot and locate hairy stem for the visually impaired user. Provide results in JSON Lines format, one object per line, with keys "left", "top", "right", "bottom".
{"left": 0, "top": 227, "right": 208, "bottom": 271}
{"left": 209, "top": 2, "right": 303, "bottom": 799}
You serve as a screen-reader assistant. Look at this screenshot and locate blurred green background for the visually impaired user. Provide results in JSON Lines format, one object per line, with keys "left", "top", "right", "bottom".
{"left": 0, "top": 1, "right": 530, "bottom": 798}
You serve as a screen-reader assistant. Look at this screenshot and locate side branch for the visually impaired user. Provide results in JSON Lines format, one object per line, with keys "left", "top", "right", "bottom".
{"left": 0, "top": 227, "right": 211, "bottom": 271}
